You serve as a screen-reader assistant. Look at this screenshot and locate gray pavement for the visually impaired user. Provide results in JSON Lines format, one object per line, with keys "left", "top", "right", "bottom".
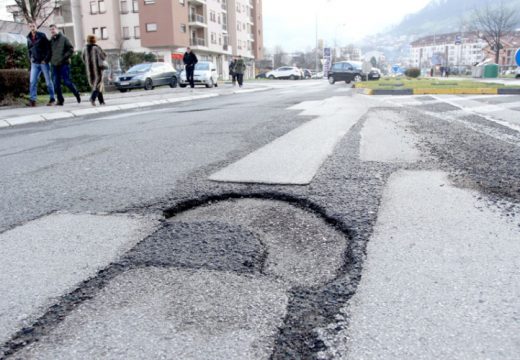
{"left": 1, "top": 80, "right": 519, "bottom": 359}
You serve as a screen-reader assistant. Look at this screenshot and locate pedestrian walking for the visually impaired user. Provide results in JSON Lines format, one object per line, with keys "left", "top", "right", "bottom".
{"left": 49, "top": 24, "right": 81, "bottom": 105}
{"left": 26, "top": 22, "right": 55, "bottom": 107}
{"left": 82, "top": 35, "right": 107, "bottom": 106}
{"left": 183, "top": 47, "right": 198, "bottom": 88}
{"left": 229, "top": 58, "right": 237, "bottom": 86}
{"left": 235, "top": 55, "right": 246, "bottom": 88}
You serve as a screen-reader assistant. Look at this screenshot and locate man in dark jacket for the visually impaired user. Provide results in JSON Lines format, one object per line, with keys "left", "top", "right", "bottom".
{"left": 26, "top": 22, "right": 55, "bottom": 107}
{"left": 49, "top": 24, "right": 80, "bottom": 105}
{"left": 183, "top": 47, "right": 198, "bottom": 88}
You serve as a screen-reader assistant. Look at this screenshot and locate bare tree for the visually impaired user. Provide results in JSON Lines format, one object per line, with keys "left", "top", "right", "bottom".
{"left": 471, "top": 2, "right": 519, "bottom": 63}
{"left": 272, "top": 45, "right": 286, "bottom": 68}
{"left": 12, "top": 0, "right": 59, "bottom": 27}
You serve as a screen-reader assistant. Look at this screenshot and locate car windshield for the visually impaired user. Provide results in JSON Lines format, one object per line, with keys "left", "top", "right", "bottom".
{"left": 127, "top": 64, "right": 152, "bottom": 73}
{"left": 195, "top": 63, "right": 210, "bottom": 71}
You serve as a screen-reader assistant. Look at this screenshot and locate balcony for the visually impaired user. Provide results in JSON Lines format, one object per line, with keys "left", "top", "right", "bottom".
{"left": 189, "top": 13, "right": 207, "bottom": 28}
{"left": 188, "top": 0, "right": 206, "bottom": 4}
{"left": 190, "top": 37, "right": 207, "bottom": 48}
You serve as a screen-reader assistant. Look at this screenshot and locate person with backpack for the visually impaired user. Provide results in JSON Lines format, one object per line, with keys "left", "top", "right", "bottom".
{"left": 235, "top": 55, "right": 246, "bottom": 88}
{"left": 82, "top": 34, "right": 107, "bottom": 106}
{"left": 26, "top": 22, "right": 55, "bottom": 107}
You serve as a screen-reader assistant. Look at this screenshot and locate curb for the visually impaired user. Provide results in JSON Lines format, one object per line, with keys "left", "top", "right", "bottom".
{"left": 0, "top": 87, "right": 272, "bottom": 128}
{"left": 357, "top": 87, "right": 520, "bottom": 96}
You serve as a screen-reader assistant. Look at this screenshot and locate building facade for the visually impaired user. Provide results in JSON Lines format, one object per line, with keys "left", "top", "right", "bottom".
{"left": 81, "top": 0, "right": 263, "bottom": 79}
{"left": 410, "top": 32, "right": 487, "bottom": 69}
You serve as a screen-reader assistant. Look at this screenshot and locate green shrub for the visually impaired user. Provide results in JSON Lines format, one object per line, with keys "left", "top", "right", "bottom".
{"left": 0, "top": 69, "right": 29, "bottom": 102}
{"left": 0, "top": 43, "right": 30, "bottom": 70}
{"left": 120, "top": 51, "right": 158, "bottom": 71}
{"left": 404, "top": 67, "right": 421, "bottom": 78}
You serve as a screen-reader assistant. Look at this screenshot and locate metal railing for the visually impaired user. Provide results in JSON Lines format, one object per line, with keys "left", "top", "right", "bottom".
{"left": 190, "top": 37, "right": 206, "bottom": 46}
{"left": 189, "top": 13, "right": 205, "bottom": 23}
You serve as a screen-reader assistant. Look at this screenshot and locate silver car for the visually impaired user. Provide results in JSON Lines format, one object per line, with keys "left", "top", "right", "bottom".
{"left": 114, "top": 62, "right": 178, "bottom": 92}
{"left": 179, "top": 61, "right": 219, "bottom": 88}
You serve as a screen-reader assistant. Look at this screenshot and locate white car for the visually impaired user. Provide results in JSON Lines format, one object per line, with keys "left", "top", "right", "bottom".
{"left": 179, "top": 61, "right": 219, "bottom": 88}
{"left": 266, "top": 66, "right": 302, "bottom": 80}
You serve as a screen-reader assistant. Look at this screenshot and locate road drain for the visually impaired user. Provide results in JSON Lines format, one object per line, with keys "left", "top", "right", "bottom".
{"left": 2, "top": 195, "right": 356, "bottom": 360}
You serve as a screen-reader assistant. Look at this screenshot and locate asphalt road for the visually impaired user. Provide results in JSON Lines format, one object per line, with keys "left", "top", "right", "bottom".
{"left": 1, "top": 81, "right": 519, "bottom": 359}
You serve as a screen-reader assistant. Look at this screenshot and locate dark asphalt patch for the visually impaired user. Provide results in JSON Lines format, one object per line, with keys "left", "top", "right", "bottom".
{"left": 414, "top": 102, "right": 461, "bottom": 112}
{"left": 123, "top": 221, "right": 266, "bottom": 273}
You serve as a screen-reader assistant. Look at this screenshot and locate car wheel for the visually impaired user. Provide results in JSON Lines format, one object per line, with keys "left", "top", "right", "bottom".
{"left": 353, "top": 74, "right": 363, "bottom": 82}
{"left": 119, "top": 89, "right": 128, "bottom": 93}
{"left": 268, "top": 75, "right": 275, "bottom": 79}
{"left": 206, "top": 78, "right": 214, "bottom": 88}
{"left": 289, "top": 75, "right": 296, "bottom": 80}
{"left": 328, "top": 76, "right": 335, "bottom": 85}
{"left": 169, "top": 76, "right": 178, "bottom": 88}
{"left": 144, "top": 78, "right": 154, "bottom": 90}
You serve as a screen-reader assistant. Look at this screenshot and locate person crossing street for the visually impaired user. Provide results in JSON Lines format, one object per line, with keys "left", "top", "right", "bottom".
{"left": 183, "top": 47, "right": 198, "bottom": 89}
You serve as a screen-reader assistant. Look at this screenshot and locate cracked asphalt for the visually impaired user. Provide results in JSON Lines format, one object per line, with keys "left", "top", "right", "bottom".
{"left": 1, "top": 82, "right": 519, "bottom": 359}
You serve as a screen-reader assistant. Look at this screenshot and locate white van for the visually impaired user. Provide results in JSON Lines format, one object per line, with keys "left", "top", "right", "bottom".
{"left": 179, "top": 61, "right": 219, "bottom": 88}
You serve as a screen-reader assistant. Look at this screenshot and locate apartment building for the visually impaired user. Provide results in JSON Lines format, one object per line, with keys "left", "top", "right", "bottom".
{"left": 82, "top": 0, "right": 263, "bottom": 79}
{"left": 410, "top": 32, "right": 487, "bottom": 69}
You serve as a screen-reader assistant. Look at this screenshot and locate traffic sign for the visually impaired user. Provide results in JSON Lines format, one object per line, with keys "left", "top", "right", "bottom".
{"left": 455, "top": 35, "right": 461, "bottom": 45}
{"left": 515, "top": 48, "right": 520, "bottom": 66}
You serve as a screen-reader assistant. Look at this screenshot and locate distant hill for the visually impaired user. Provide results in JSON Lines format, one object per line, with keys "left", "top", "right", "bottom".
{"left": 390, "top": 0, "right": 520, "bottom": 37}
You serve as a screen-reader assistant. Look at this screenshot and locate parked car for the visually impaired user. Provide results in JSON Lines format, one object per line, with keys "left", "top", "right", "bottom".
{"left": 256, "top": 72, "right": 268, "bottom": 79}
{"left": 368, "top": 68, "right": 381, "bottom": 80}
{"left": 114, "top": 62, "right": 178, "bottom": 92}
{"left": 327, "top": 61, "right": 365, "bottom": 84}
{"left": 265, "top": 66, "right": 302, "bottom": 80}
{"left": 179, "top": 61, "right": 219, "bottom": 88}
{"left": 302, "top": 69, "right": 312, "bottom": 79}
{"left": 516, "top": 67, "right": 520, "bottom": 79}
{"left": 311, "top": 71, "right": 324, "bottom": 79}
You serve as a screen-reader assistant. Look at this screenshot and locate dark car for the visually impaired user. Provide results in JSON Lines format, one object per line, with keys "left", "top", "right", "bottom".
{"left": 255, "top": 72, "right": 268, "bottom": 79}
{"left": 368, "top": 68, "right": 381, "bottom": 80}
{"left": 114, "top": 62, "right": 178, "bottom": 92}
{"left": 328, "top": 61, "right": 365, "bottom": 84}
{"left": 303, "top": 69, "right": 312, "bottom": 79}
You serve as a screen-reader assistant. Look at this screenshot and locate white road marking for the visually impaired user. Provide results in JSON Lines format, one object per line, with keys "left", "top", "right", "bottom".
{"left": 360, "top": 110, "right": 421, "bottom": 163}
{"left": 0, "top": 213, "right": 158, "bottom": 344}
{"left": 331, "top": 170, "right": 520, "bottom": 359}
{"left": 209, "top": 96, "right": 377, "bottom": 185}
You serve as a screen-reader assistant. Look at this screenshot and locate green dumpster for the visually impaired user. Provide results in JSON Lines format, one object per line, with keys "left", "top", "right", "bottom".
{"left": 482, "top": 64, "right": 499, "bottom": 78}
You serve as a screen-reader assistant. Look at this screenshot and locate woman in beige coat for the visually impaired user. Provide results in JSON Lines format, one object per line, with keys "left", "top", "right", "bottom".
{"left": 82, "top": 35, "right": 107, "bottom": 106}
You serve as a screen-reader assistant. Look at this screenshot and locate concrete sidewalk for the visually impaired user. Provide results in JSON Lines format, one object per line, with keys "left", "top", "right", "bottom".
{"left": 0, "top": 84, "right": 271, "bottom": 128}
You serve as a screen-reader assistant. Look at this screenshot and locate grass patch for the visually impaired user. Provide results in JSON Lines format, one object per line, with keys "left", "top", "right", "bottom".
{"left": 357, "top": 77, "right": 520, "bottom": 90}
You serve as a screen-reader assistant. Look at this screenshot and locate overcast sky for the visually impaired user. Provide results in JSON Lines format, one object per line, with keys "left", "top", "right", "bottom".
{"left": 263, "top": 0, "right": 432, "bottom": 51}
{"left": 1, "top": 0, "right": 433, "bottom": 50}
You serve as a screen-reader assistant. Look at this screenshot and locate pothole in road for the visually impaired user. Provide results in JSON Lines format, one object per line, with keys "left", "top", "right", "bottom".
{"left": 2, "top": 196, "right": 356, "bottom": 360}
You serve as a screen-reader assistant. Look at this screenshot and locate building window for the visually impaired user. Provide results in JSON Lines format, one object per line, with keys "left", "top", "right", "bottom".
{"left": 217, "top": 13, "right": 221, "bottom": 24}
{"left": 99, "top": 0, "right": 106, "bottom": 13}
{"left": 101, "top": 27, "right": 108, "bottom": 39}
{"left": 180, "top": 24, "right": 187, "bottom": 33}
{"left": 120, "top": 0, "right": 128, "bottom": 13}
{"left": 90, "top": 1, "right": 98, "bottom": 14}
{"left": 210, "top": 11, "right": 216, "bottom": 22}
{"left": 132, "top": 0, "right": 139, "bottom": 12}
{"left": 122, "top": 26, "right": 130, "bottom": 39}
{"left": 146, "top": 23, "right": 157, "bottom": 32}
{"left": 144, "top": 0, "right": 156, "bottom": 4}
{"left": 134, "top": 26, "right": 140, "bottom": 38}
{"left": 211, "top": 32, "right": 217, "bottom": 44}
{"left": 92, "top": 27, "right": 99, "bottom": 36}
